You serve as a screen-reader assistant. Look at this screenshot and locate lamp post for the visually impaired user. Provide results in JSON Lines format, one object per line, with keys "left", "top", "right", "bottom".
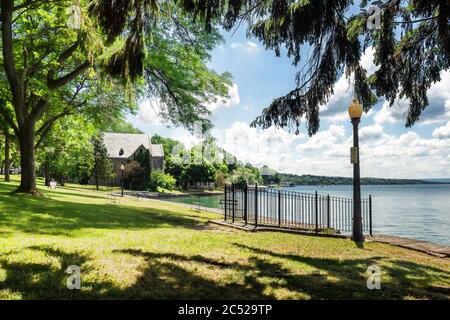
{"left": 348, "top": 98, "right": 364, "bottom": 243}
{"left": 120, "top": 163, "right": 125, "bottom": 197}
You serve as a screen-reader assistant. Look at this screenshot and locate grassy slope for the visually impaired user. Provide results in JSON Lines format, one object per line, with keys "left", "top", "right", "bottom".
{"left": 0, "top": 177, "right": 449, "bottom": 300}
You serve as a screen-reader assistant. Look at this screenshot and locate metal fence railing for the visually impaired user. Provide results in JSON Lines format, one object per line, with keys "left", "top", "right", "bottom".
{"left": 223, "top": 184, "right": 372, "bottom": 235}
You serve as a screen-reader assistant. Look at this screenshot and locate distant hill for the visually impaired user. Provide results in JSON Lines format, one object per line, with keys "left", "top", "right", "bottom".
{"left": 279, "top": 174, "right": 443, "bottom": 186}
{"left": 260, "top": 167, "right": 447, "bottom": 186}
{"left": 423, "top": 178, "right": 450, "bottom": 183}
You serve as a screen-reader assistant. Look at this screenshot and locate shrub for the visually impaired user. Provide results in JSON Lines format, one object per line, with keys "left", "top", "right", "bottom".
{"left": 148, "top": 170, "right": 176, "bottom": 191}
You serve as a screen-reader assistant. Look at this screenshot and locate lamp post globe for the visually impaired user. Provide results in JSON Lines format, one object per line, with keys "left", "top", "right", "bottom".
{"left": 348, "top": 98, "right": 365, "bottom": 243}
{"left": 348, "top": 98, "right": 363, "bottom": 120}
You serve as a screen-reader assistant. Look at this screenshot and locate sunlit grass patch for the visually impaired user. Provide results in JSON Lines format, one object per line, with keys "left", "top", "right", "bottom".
{"left": 0, "top": 177, "right": 449, "bottom": 299}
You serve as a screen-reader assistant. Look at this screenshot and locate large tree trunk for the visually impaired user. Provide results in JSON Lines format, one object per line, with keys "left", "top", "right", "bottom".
{"left": 4, "top": 132, "right": 10, "bottom": 182}
{"left": 16, "top": 123, "right": 38, "bottom": 194}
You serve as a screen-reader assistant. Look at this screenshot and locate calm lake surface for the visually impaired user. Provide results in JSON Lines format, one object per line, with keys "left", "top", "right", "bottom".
{"left": 284, "top": 184, "right": 450, "bottom": 246}
{"left": 167, "top": 184, "right": 450, "bottom": 246}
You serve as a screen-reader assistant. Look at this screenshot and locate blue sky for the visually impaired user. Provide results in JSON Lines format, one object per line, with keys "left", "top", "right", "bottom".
{"left": 129, "top": 25, "right": 450, "bottom": 179}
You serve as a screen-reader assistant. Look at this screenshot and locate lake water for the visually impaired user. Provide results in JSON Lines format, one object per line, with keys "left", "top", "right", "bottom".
{"left": 167, "top": 185, "right": 450, "bottom": 246}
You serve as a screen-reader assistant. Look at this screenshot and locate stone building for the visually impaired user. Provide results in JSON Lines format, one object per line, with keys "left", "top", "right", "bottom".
{"left": 90, "top": 132, "right": 165, "bottom": 186}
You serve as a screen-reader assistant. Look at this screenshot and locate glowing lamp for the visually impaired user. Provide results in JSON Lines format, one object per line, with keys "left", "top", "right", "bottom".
{"left": 348, "top": 98, "right": 363, "bottom": 120}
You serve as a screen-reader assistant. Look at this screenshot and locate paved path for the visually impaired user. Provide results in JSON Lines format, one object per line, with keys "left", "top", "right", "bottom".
{"left": 368, "top": 235, "right": 450, "bottom": 258}
{"left": 158, "top": 199, "right": 223, "bottom": 215}
{"left": 209, "top": 220, "right": 348, "bottom": 239}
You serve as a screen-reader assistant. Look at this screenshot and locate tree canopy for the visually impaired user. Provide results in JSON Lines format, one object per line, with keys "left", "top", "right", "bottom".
{"left": 91, "top": 0, "right": 449, "bottom": 135}
{"left": 0, "top": 0, "right": 231, "bottom": 193}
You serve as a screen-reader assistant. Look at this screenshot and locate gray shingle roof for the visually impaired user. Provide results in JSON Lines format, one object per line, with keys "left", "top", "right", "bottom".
{"left": 149, "top": 144, "right": 164, "bottom": 157}
{"left": 102, "top": 133, "right": 164, "bottom": 159}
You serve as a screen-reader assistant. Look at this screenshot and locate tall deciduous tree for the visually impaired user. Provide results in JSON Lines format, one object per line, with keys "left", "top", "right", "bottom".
{"left": 0, "top": 0, "right": 102, "bottom": 194}
{"left": 37, "top": 116, "right": 95, "bottom": 186}
{"left": 1, "top": 0, "right": 231, "bottom": 194}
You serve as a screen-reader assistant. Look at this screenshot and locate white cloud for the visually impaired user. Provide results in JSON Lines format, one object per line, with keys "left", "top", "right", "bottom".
{"left": 359, "top": 46, "right": 378, "bottom": 76}
{"left": 423, "top": 70, "right": 450, "bottom": 124}
{"left": 230, "top": 41, "right": 260, "bottom": 52}
{"left": 320, "top": 75, "right": 353, "bottom": 122}
{"left": 207, "top": 83, "right": 240, "bottom": 111}
{"left": 320, "top": 52, "right": 450, "bottom": 127}
{"left": 359, "top": 124, "right": 385, "bottom": 141}
{"left": 136, "top": 83, "right": 240, "bottom": 125}
{"left": 374, "top": 99, "right": 408, "bottom": 125}
{"left": 320, "top": 47, "right": 377, "bottom": 122}
{"left": 374, "top": 70, "right": 450, "bottom": 125}
{"left": 433, "top": 122, "right": 450, "bottom": 140}
{"left": 359, "top": 130, "right": 450, "bottom": 178}
{"left": 428, "top": 71, "right": 450, "bottom": 103}
{"left": 217, "top": 121, "right": 304, "bottom": 171}
{"left": 169, "top": 127, "right": 203, "bottom": 150}
{"left": 296, "top": 125, "right": 346, "bottom": 152}
{"left": 212, "top": 120, "right": 450, "bottom": 179}
{"left": 136, "top": 98, "right": 165, "bottom": 125}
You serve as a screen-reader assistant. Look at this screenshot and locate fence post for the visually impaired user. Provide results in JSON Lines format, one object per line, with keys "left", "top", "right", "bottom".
{"left": 369, "top": 195, "right": 373, "bottom": 236}
{"left": 278, "top": 190, "right": 282, "bottom": 227}
{"left": 224, "top": 185, "right": 227, "bottom": 221}
{"left": 315, "top": 191, "right": 319, "bottom": 233}
{"left": 244, "top": 184, "right": 248, "bottom": 225}
{"left": 327, "top": 194, "right": 330, "bottom": 229}
{"left": 232, "top": 183, "right": 235, "bottom": 223}
{"left": 254, "top": 184, "right": 258, "bottom": 228}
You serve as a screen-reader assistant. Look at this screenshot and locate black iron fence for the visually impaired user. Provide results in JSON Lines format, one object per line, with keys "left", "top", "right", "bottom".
{"left": 223, "top": 184, "right": 372, "bottom": 235}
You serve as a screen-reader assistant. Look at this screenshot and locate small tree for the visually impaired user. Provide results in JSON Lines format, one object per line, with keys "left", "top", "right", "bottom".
{"left": 231, "top": 167, "right": 263, "bottom": 187}
{"left": 215, "top": 171, "right": 226, "bottom": 189}
{"left": 149, "top": 170, "right": 176, "bottom": 192}
{"left": 123, "top": 161, "right": 145, "bottom": 191}
{"left": 91, "top": 133, "right": 112, "bottom": 190}
{"left": 132, "top": 148, "right": 151, "bottom": 188}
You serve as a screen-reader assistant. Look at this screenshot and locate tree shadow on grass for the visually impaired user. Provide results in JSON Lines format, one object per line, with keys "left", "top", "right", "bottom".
{"left": 232, "top": 243, "right": 450, "bottom": 299}
{"left": 113, "top": 249, "right": 379, "bottom": 299}
{"left": 106, "top": 247, "right": 450, "bottom": 299}
{"left": 44, "top": 189, "right": 112, "bottom": 201}
{"left": 0, "top": 246, "right": 272, "bottom": 299}
{"left": 0, "top": 245, "right": 119, "bottom": 299}
{"left": 0, "top": 244, "right": 448, "bottom": 299}
{"left": 114, "top": 249, "right": 276, "bottom": 299}
{"left": 2, "top": 181, "right": 116, "bottom": 202}
{"left": 0, "top": 189, "right": 207, "bottom": 236}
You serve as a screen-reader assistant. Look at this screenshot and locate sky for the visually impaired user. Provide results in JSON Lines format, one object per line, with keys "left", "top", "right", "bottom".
{"left": 128, "top": 26, "right": 450, "bottom": 180}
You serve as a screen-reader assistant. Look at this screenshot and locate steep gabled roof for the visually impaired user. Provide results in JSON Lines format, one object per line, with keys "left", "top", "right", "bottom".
{"left": 102, "top": 132, "right": 163, "bottom": 159}
{"left": 149, "top": 144, "right": 164, "bottom": 157}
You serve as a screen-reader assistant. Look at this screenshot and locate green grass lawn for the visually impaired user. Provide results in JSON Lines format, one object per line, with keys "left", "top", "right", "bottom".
{"left": 0, "top": 176, "right": 449, "bottom": 300}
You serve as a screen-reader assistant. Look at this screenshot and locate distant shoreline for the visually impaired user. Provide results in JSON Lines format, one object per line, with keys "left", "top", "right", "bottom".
{"left": 262, "top": 172, "right": 450, "bottom": 187}
{"left": 280, "top": 182, "right": 450, "bottom": 187}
